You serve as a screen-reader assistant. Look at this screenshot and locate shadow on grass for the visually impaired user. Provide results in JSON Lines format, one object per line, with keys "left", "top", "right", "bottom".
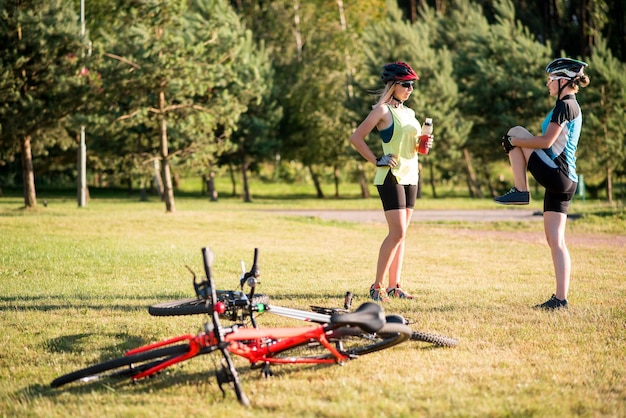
{"left": 43, "top": 332, "right": 151, "bottom": 362}
{"left": 23, "top": 350, "right": 333, "bottom": 403}
{"left": 0, "top": 293, "right": 194, "bottom": 313}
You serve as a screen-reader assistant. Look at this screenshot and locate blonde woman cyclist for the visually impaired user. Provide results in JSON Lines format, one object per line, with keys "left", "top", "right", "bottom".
{"left": 349, "top": 61, "right": 433, "bottom": 302}
{"left": 495, "top": 58, "right": 590, "bottom": 310}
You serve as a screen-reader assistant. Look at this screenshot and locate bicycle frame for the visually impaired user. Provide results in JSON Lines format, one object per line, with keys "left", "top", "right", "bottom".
{"left": 125, "top": 322, "right": 349, "bottom": 381}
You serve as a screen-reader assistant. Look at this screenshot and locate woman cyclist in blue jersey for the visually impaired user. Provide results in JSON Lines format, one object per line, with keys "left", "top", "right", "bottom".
{"left": 495, "top": 58, "right": 590, "bottom": 310}
{"left": 349, "top": 61, "right": 432, "bottom": 302}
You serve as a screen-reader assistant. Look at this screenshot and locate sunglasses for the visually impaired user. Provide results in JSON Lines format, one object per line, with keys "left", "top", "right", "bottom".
{"left": 396, "top": 81, "right": 414, "bottom": 88}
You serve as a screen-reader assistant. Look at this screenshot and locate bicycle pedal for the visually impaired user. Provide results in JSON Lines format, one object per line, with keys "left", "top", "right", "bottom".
{"left": 216, "top": 367, "right": 235, "bottom": 385}
{"left": 261, "top": 364, "right": 273, "bottom": 378}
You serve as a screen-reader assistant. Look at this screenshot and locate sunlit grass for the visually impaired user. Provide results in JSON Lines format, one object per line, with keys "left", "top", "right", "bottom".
{"left": 1, "top": 192, "right": 625, "bottom": 417}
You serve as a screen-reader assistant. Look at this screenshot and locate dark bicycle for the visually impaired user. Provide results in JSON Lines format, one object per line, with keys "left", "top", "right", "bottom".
{"left": 149, "top": 250, "right": 459, "bottom": 348}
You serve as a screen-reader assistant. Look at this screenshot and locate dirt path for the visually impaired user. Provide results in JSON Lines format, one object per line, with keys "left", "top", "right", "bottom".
{"left": 273, "top": 209, "right": 542, "bottom": 223}
{"left": 272, "top": 209, "right": 625, "bottom": 248}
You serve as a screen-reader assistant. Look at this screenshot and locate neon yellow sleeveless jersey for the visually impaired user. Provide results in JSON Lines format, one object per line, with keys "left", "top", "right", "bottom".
{"left": 373, "top": 105, "right": 421, "bottom": 185}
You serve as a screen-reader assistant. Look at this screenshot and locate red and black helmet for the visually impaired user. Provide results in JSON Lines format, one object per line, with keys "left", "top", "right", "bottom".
{"left": 381, "top": 61, "right": 419, "bottom": 83}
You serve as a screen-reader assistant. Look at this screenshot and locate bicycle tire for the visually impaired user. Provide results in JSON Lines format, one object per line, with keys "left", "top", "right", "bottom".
{"left": 385, "top": 314, "right": 459, "bottom": 347}
{"left": 267, "top": 321, "right": 412, "bottom": 361}
{"left": 410, "top": 330, "right": 459, "bottom": 347}
{"left": 332, "top": 322, "right": 413, "bottom": 356}
{"left": 148, "top": 293, "right": 270, "bottom": 316}
{"left": 51, "top": 344, "right": 190, "bottom": 388}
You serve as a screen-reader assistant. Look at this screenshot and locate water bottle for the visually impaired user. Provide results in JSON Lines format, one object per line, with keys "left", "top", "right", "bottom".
{"left": 418, "top": 118, "right": 433, "bottom": 155}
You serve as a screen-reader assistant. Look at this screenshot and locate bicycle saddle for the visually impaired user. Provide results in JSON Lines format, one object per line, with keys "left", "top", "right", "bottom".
{"left": 329, "top": 302, "right": 385, "bottom": 333}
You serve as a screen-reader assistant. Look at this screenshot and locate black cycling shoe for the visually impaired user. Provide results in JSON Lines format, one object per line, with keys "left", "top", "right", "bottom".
{"left": 494, "top": 187, "right": 530, "bottom": 205}
{"left": 534, "top": 294, "right": 568, "bottom": 310}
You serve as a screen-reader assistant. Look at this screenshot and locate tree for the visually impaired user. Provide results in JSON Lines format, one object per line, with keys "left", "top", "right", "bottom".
{"left": 87, "top": 0, "right": 266, "bottom": 211}
{"left": 0, "top": 0, "right": 93, "bottom": 208}
{"left": 582, "top": 37, "right": 626, "bottom": 202}
{"left": 232, "top": 0, "right": 388, "bottom": 198}
{"left": 216, "top": 32, "right": 280, "bottom": 203}
{"left": 434, "top": 0, "right": 552, "bottom": 196}
{"left": 92, "top": 0, "right": 194, "bottom": 213}
{"left": 359, "top": 0, "right": 467, "bottom": 198}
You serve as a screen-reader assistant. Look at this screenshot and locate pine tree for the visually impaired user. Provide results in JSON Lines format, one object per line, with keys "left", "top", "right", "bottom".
{"left": 80, "top": 0, "right": 273, "bottom": 209}
{"left": 359, "top": 1, "right": 467, "bottom": 198}
{"left": 583, "top": 37, "right": 626, "bottom": 202}
{"left": 0, "top": 0, "right": 91, "bottom": 208}
{"left": 434, "top": 0, "right": 552, "bottom": 196}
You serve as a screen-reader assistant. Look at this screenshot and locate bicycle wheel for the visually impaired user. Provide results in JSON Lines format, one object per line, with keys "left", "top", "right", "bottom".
{"left": 331, "top": 322, "right": 413, "bottom": 356}
{"left": 266, "top": 321, "right": 412, "bottom": 361}
{"left": 148, "top": 292, "right": 270, "bottom": 316}
{"left": 51, "top": 344, "right": 190, "bottom": 388}
{"left": 410, "top": 330, "right": 459, "bottom": 347}
{"left": 385, "top": 314, "right": 459, "bottom": 348}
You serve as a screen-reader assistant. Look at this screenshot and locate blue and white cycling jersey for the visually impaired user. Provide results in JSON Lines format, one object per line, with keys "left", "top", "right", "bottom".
{"left": 540, "top": 94, "right": 582, "bottom": 182}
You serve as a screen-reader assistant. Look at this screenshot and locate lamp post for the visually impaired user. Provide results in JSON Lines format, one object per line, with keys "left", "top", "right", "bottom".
{"left": 77, "top": 0, "right": 87, "bottom": 207}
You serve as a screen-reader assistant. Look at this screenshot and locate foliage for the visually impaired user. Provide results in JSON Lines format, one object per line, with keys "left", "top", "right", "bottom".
{"left": 0, "top": 0, "right": 94, "bottom": 198}
{"left": 581, "top": 37, "right": 626, "bottom": 199}
{"left": 357, "top": 1, "right": 469, "bottom": 196}
{"left": 433, "top": 0, "right": 552, "bottom": 195}
{"left": 80, "top": 0, "right": 273, "bottom": 209}
{"left": 0, "top": 0, "right": 624, "bottom": 204}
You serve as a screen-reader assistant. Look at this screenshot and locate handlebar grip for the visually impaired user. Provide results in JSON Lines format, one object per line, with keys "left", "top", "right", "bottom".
{"left": 252, "top": 248, "right": 259, "bottom": 271}
{"left": 201, "top": 247, "right": 213, "bottom": 284}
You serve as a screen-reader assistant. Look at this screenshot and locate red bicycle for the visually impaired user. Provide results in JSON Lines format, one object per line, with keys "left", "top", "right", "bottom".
{"left": 51, "top": 247, "right": 412, "bottom": 406}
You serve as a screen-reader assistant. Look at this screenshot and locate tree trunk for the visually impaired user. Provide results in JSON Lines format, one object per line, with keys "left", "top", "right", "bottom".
{"left": 77, "top": 127, "right": 87, "bottom": 207}
{"left": 153, "top": 159, "right": 164, "bottom": 198}
{"left": 206, "top": 172, "right": 218, "bottom": 202}
{"left": 273, "top": 153, "right": 281, "bottom": 181}
{"left": 606, "top": 164, "right": 613, "bottom": 204}
{"left": 20, "top": 135, "right": 37, "bottom": 208}
{"left": 428, "top": 160, "right": 437, "bottom": 198}
{"left": 478, "top": 160, "right": 490, "bottom": 199}
{"left": 228, "top": 162, "right": 237, "bottom": 196}
{"left": 293, "top": 2, "right": 303, "bottom": 61}
{"left": 158, "top": 90, "right": 176, "bottom": 213}
{"left": 463, "top": 148, "right": 482, "bottom": 198}
{"left": 308, "top": 164, "right": 324, "bottom": 198}
{"left": 241, "top": 142, "right": 252, "bottom": 203}
{"left": 336, "top": 0, "right": 354, "bottom": 105}
{"left": 333, "top": 164, "right": 340, "bottom": 198}
{"left": 417, "top": 163, "right": 423, "bottom": 198}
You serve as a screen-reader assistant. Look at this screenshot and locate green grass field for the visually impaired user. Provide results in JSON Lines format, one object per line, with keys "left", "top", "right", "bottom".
{"left": 1, "top": 190, "right": 625, "bottom": 417}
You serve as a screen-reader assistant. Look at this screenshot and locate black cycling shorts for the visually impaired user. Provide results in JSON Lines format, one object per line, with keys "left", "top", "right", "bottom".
{"left": 376, "top": 170, "right": 417, "bottom": 211}
{"left": 528, "top": 151, "right": 577, "bottom": 214}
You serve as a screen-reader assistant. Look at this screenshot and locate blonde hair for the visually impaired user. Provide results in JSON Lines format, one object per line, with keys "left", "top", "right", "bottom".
{"left": 574, "top": 74, "right": 590, "bottom": 89}
{"left": 372, "top": 82, "right": 397, "bottom": 109}
{"left": 565, "top": 74, "right": 590, "bottom": 94}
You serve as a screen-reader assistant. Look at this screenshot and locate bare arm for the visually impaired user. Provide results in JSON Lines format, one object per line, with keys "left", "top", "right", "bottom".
{"left": 510, "top": 122, "right": 562, "bottom": 149}
{"left": 349, "top": 106, "right": 388, "bottom": 165}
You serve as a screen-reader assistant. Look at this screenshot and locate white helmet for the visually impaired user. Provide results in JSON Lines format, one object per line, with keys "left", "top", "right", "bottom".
{"left": 545, "top": 58, "right": 588, "bottom": 79}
